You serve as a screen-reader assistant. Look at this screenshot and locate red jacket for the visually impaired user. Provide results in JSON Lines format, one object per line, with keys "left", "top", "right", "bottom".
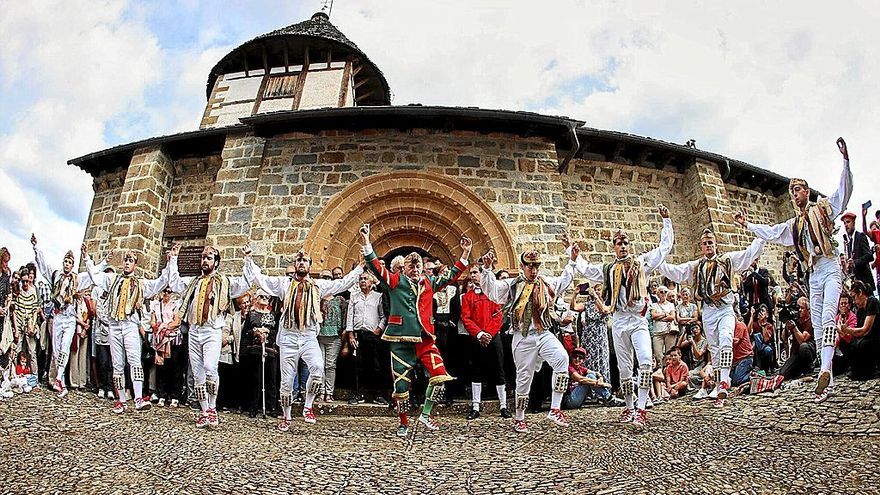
{"left": 461, "top": 288, "right": 503, "bottom": 338}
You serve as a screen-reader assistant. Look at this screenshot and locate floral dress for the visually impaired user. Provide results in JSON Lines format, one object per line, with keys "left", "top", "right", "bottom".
{"left": 577, "top": 301, "right": 611, "bottom": 382}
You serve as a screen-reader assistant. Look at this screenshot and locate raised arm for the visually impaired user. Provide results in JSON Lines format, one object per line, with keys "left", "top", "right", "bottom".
{"left": 31, "top": 234, "right": 54, "bottom": 282}
{"left": 141, "top": 264, "right": 172, "bottom": 299}
{"left": 657, "top": 259, "right": 698, "bottom": 285}
{"left": 242, "top": 255, "right": 287, "bottom": 298}
{"left": 641, "top": 205, "right": 674, "bottom": 272}
{"left": 316, "top": 264, "right": 363, "bottom": 298}
{"left": 429, "top": 236, "right": 472, "bottom": 292}
{"left": 736, "top": 210, "right": 794, "bottom": 246}
{"left": 828, "top": 138, "right": 852, "bottom": 218}
{"left": 478, "top": 251, "right": 515, "bottom": 306}
{"left": 726, "top": 238, "right": 766, "bottom": 273}
{"left": 567, "top": 243, "right": 604, "bottom": 282}
{"left": 359, "top": 224, "right": 400, "bottom": 290}
{"left": 166, "top": 245, "right": 194, "bottom": 294}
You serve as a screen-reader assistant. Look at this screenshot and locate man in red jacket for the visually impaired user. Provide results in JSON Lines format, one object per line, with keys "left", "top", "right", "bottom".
{"left": 461, "top": 266, "right": 511, "bottom": 420}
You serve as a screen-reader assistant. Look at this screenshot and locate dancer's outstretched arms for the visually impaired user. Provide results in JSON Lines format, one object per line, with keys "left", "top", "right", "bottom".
{"left": 641, "top": 205, "right": 673, "bottom": 272}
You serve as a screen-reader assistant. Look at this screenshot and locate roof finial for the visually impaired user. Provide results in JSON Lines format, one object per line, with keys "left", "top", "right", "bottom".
{"left": 320, "top": 0, "right": 334, "bottom": 17}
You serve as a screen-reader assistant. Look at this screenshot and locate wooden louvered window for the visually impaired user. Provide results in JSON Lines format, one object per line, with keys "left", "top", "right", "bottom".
{"left": 263, "top": 74, "right": 299, "bottom": 99}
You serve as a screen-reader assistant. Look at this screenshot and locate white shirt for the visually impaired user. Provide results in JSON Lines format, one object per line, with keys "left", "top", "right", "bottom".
{"left": 345, "top": 289, "right": 386, "bottom": 333}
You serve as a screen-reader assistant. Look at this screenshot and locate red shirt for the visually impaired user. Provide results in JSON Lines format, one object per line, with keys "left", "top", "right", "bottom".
{"left": 869, "top": 229, "right": 880, "bottom": 271}
{"left": 836, "top": 310, "right": 858, "bottom": 343}
{"left": 664, "top": 361, "right": 689, "bottom": 384}
{"left": 733, "top": 320, "right": 754, "bottom": 362}
{"left": 460, "top": 288, "right": 503, "bottom": 338}
{"left": 15, "top": 364, "right": 31, "bottom": 375}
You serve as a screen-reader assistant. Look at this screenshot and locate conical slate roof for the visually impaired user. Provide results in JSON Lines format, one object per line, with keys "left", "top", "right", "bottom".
{"left": 206, "top": 12, "right": 391, "bottom": 106}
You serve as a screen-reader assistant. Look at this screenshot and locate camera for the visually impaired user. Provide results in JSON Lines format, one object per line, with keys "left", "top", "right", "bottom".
{"left": 577, "top": 282, "right": 591, "bottom": 295}
{"left": 778, "top": 301, "right": 799, "bottom": 323}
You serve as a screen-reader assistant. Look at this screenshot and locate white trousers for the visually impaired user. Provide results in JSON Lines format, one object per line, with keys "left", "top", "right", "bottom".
{"left": 189, "top": 320, "right": 224, "bottom": 412}
{"left": 52, "top": 314, "right": 76, "bottom": 383}
{"left": 278, "top": 329, "right": 324, "bottom": 418}
{"left": 702, "top": 304, "right": 734, "bottom": 389}
{"left": 810, "top": 257, "right": 842, "bottom": 380}
{"left": 512, "top": 330, "right": 568, "bottom": 420}
{"left": 611, "top": 311, "right": 652, "bottom": 410}
{"left": 109, "top": 320, "right": 144, "bottom": 402}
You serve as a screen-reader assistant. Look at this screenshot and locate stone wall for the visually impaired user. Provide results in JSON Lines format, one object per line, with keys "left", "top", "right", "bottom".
{"left": 724, "top": 183, "right": 789, "bottom": 281}
{"left": 81, "top": 168, "right": 126, "bottom": 261}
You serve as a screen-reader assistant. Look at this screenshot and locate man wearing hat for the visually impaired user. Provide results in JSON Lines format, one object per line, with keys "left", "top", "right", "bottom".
{"left": 31, "top": 234, "right": 107, "bottom": 397}
{"left": 244, "top": 248, "right": 362, "bottom": 431}
{"left": 841, "top": 211, "right": 875, "bottom": 292}
{"left": 83, "top": 244, "right": 175, "bottom": 413}
{"left": 565, "top": 205, "right": 672, "bottom": 428}
{"left": 736, "top": 137, "right": 852, "bottom": 403}
{"left": 480, "top": 245, "right": 575, "bottom": 433}
{"left": 657, "top": 228, "right": 765, "bottom": 407}
{"left": 167, "top": 243, "right": 252, "bottom": 428}
{"left": 360, "top": 224, "right": 471, "bottom": 437}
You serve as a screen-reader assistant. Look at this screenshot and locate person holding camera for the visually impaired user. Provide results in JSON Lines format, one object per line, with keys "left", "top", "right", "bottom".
{"left": 737, "top": 137, "right": 852, "bottom": 403}
{"left": 778, "top": 297, "right": 816, "bottom": 380}
{"left": 750, "top": 304, "right": 776, "bottom": 374}
{"left": 838, "top": 281, "right": 878, "bottom": 380}
{"left": 565, "top": 204, "right": 673, "bottom": 428}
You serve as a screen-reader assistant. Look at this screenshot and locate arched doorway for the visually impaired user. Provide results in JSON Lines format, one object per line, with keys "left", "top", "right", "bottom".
{"left": 302, "top": 171, "right": 517, "bottom": 270}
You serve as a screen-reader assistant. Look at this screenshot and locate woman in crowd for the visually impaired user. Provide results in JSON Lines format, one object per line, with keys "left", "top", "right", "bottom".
{"left": 675, "top": 288, "right": 700, "bottom": 367}
{"left": 151, "top": 287, "right": 183, "bottom": 407}
{"left": 240, "top": 290, "right": 279, "bottom": 418}
{"left": 570, "top": 284, "right": 611, "bottom": 385}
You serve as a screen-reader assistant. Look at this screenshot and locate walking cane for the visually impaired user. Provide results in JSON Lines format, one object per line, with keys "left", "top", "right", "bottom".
{"left": 261, "top": 339, "right": 267, "bottom": 419}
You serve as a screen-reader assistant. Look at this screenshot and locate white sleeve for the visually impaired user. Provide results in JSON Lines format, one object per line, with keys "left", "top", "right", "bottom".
{"left": 746, "top": 221, "right": 794, "bottom": 246}
{"left": 141, "top": 264, "right": 172, "bottom": 299}
{"left": 243, "top": 257, "right": 289, "bottom": 298}
{"left": 85, "top": 256, "right": 112, "bottom": 291}
{"left": 480, "top": 268, "right": 515, "bottom": 306}
{"left": 166, "top": 256, "right": 193, "bottom": 293}
{"left": 316, "top": 265, "right": 363, "bottom": 298}
{"left": 571, "top": 257, "right": 604, "bottom": 282}
{"left": 33, "top": 247, "right": 54, "bottom": 283}
{"left": 828, "top": 158, "right": 853, "bottom": 218}
{"left": 228, "top": 276, "right": 251, "bottom": 298}
{"left": 656, "top": 260, "right": 698, "bottom": 284}
{"left": 544, "top": 263, "right": 574, "bottom": 296}
{"left": 727, "top": 238, "right": 767, "bottom": 273}
{"left": 641, "top": 218, "right": 674, "bottom": 272}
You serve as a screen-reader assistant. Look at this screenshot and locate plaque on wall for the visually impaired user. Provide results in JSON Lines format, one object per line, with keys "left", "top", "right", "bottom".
{"left": 159, "top": 245, "right": 204, "bottom": 277}
{"left": 164, "top": 213, "right": 209, "bottom": 238}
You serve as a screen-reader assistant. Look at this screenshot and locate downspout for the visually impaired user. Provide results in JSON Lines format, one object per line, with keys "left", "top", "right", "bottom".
{"left": 558, "top": 121, "right": 580, "bottom": 174}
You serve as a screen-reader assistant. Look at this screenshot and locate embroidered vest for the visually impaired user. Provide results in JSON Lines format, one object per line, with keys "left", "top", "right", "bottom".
{"left": 790, "top": 198, "right": 835, "bottom": 268}
{"left": 601, "top": 258, "right": 647, "bottom": 313}
{"left": 502, "top": 276, "right": 557, "bottom": 336}
{"left": 108, "top": 273, "right": 144, "bottom": 320}
{"left": 282, "top": 278, "right": 323, "bottom": 330}
{"left": 692, "top": 255, "right": 733, "bottom": 306}
{"left": 180, "top": 275, "right": 232, "bottom": 326}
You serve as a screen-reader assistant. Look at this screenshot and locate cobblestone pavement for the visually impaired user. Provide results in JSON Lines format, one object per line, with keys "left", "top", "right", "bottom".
{"left": 2, "top": 377, "right": 878, "bottom": 494}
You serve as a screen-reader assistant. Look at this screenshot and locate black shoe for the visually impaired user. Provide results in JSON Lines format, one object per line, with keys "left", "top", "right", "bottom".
{"left": 348, "top": 395, "right": 365, "bottom": 405}
{"left": 465, "top": 409, "right": 480, "bottom": 420}
{"left": 499, "top": 408, "right": 512, "bottom": 419}
{"left": 248, "top": 410, "right": 258, "bottom": 418}
{"left": 373, "top": 396, "right": 389, "bottom": 406}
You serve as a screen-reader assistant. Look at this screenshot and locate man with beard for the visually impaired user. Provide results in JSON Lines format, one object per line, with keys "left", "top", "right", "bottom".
{"left": 31, "top": 234, "right": 107, "bottom": 397}
{"left": 244, "top": 250, "right": 362, "bottom": 431}
{"left": 656, "top": 229, "right": 765, "bottom": 407}
{"left": 167, "top": 243, "right": 252, "bottom": 428}
{"left": 84, "top": 245, "right": 174, "bottom": 413}
{"left": 736, "top": 137, "right": 852, "bottom": 403}
{"left": 479, "top": 242, "right": 577, "bottom": 433}
{"left": 361, "top": 224, "right": 471, "bottom": 437}
{"left": 565, "top": 205, "right": 672, "bottom": 428}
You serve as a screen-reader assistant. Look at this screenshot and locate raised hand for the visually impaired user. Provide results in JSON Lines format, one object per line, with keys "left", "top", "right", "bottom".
{"left": 81, "top": 243, "right": 88, "bottom": 260}
{"left": 570, "top": 242, "right": 581, "bottom": 262}
{"left": 30, "top": 233, "right": 37, "bottom": 247}
{"left": 481, "top": 249, "right": 496, "bottom": 270}
{"left": 658, "top": 204, "right": 669, "bottom": 219}
{"left": 360, "top": 223, "right": 371, "bottom": 245}
{"left": 734, "top": 211, "right": 747, "bottom": 228}
{"left": 558, "top": 230, "right": 572, "bottom": 249}
{"left": 170, "top": 242, "right": 182, "bottom": 258}
{"left": 242, "top": 244, "right": 253, "bottom": 258}
{"left": 460, "top": 235, "right": 473, "bottom": 258}
{"left": 104, "top": 251, "right": 113, "bottom": 264}
{"left": 837, "top": 137, "right": 848, "bottom": 160}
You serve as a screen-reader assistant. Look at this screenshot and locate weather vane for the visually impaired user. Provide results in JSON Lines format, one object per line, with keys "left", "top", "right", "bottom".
{"left": 320, "top": 0, "right": 334, "bottom": 17}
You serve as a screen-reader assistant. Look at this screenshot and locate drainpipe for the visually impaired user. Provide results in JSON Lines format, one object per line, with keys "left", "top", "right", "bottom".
{"left": 558, "top": 121, "right": 580, "bottom": 174}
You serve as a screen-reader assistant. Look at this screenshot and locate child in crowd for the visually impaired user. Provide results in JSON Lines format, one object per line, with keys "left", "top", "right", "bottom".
{"left": 1, "top": 349, "right": 34, "bottom": 398}
{"left": 663, "top": 347, "right": 689, "bottom": 399}
{"left": 650, "top": 356, "right": 668, "bottom": 402}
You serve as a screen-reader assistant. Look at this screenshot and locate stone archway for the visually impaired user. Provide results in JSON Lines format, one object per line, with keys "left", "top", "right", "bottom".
{"left": 303, "top": 171, "right": 517, "bottom": 270}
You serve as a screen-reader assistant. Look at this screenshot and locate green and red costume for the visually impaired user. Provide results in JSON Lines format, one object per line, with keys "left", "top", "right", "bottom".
{"left": 364, "top": 248, "right": 466, "bottom": 423}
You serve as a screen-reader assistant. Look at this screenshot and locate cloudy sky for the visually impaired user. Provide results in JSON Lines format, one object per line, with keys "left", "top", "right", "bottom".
{"left": 1, "top": 0, "right": 878, "bottom": 271}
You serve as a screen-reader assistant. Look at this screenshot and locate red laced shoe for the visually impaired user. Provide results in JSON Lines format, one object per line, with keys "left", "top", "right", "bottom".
{"left": 547, "top": 408, "right": 570, "bottom": 427}
{"left": 717, "top": 381, "right": 730, "bottom": 400}
{"left": 619, "top": 408, "right": 636, "bottom": 423}
{"left": 134, "top": 398, "right": 151, "bottom": 411}
{"left": 55, "top": 380, "right": 68, "bottom": 398}
{"left": 303, "top": 407, "right": 316, "bottom": 424}
{"left": 278, "top": 419, "right": 291, "bottom": 432}
{"left": 196, "top": 414, "right": 210, "bottom": 429}
{"left": 513, "top": 419, "right": 529, "bottom": 433}
{"left": 418, "top": 414, "right": 440, "bottom": 430}
{"left": 815, "top": 370, "right": 831, "bottom": 396}
{"left": 814, "top": 385, "right": 834, "bottom": 403}
{"left": 632, "top": 409, "right": 648, "bottom": 428}
{"left": 111, "top": 401, "right": 128, "bottom": 414}
{"left": 207, "top": 408, "right": 219, "bottom": 427}
{"left": 713, "top": 397, "right": 727, "bottom": 408}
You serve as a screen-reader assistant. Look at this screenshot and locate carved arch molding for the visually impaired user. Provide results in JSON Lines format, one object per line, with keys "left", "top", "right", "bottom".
{"left": 303, "top": 171, "right": 517, "bottom": 271}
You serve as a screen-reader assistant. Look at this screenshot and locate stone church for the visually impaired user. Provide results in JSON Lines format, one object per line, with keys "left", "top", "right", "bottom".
{"left": 72, "top": 12, "right": 792, "bottom": 278}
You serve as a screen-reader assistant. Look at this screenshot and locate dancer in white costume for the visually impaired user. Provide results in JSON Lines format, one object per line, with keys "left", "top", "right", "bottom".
{"left": 657, "top": 229, "right": 764, "bottom": 407}
{"left": 479, "top": 249, "right": 573, "bottom": 433}
{"left": 736, "top": 138, "right": 852, "bottom": 403}
{"left": 244, "top": 250, "right": 361, "bottom": 431}
{"left": 167, "top": 243, "right": 251, "bottom": 428}
{"left": 85, "top": 246, "right": 173, "bottom": 413}
{"left": 31, "top": 235, "right": 106, "bottom": 397}
{"left": 566, "top": 205, "right": 672, "bottom": 428}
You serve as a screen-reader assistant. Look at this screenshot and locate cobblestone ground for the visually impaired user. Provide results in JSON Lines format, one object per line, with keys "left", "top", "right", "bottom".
{"left": 2, "top": 377, "right": 879, "bottom": 494}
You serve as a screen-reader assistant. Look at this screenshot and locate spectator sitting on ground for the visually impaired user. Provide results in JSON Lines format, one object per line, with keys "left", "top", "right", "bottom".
{"left": 663, "top": 347, "right": 689, "bottom": 399}
{"left": 838, "top": 281, "right": 879, "bottom": 380}
{"left": 778, "top": 297, "right": 816, "bottom": 381}
{"left": 650, "top": 356, "right": 668, "bottom": 403}
{"left": 13, "top": 350, "right": 36, "bottom": 392}
{"left": 751, "top": 309, "right": 776, "bottom": 374}
{"left": 685, "top": 325, "right": 710, "bottom": 397}
{"left": 562, "top": 347, "right": 617, "bottom": 409}
{"left": 731, "top": 311, "right": 754, "bottom": 388}
{"left": 833, "top": 293, "right": 859, "bottom": 376}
